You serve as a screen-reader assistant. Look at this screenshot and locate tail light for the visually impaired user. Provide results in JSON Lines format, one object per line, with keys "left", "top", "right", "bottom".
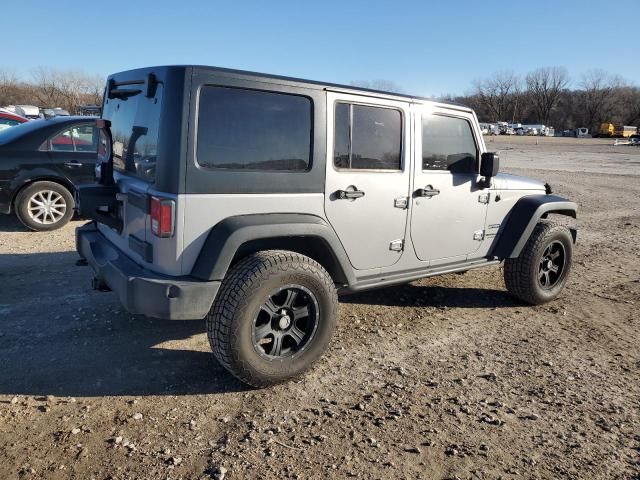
{"left": 150, "top": 196, "right": 175, "bottom": 238}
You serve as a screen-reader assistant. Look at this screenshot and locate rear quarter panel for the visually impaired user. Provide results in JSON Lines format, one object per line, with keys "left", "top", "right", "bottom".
{"left": 180, "top": 194, "right": 326, "bottom": 275}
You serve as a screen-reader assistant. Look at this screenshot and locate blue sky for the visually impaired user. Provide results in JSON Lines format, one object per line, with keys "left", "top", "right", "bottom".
{"left": 4, "top": 0, "right": 638, "bottom": 96}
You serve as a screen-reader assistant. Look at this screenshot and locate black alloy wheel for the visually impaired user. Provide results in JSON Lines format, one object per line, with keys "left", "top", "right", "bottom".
{"left": 538, "top": 240, "right": 566, "bottom": 289}
{"left": 252, "top": 285, "right": 319, "bottom": 359}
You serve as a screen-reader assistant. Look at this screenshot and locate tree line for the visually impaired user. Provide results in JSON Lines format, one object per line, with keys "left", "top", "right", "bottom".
{"left": 0, "top": 68, "right": 103, "bottom": 115}
{"left": 2, "top": 66, "right": 638, "bottom": 132}
{"left": 448, "top": 67, "right": 640, "bottom": 132}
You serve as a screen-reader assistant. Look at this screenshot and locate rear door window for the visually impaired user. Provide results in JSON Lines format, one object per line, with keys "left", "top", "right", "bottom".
{"left": 196, "top": 86, "right": 312, "bottom": 171}
{"left": 47, "top": 129, "right": 75, "bottom": 151}
{"left": 72, "top": 125, "right": 99, "bottom": 152}
{"left": 41, "top": 125, "right": 98, "bottom": 152}
{"left": 333, "top": 103, "right": 402, "bottom": 170}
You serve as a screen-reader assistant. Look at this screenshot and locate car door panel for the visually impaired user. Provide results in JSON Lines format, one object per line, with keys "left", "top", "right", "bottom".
{"left": 47, "top": 124, "right": 97, "bottom": 185}
{"left": 410, "top": 107, "right": 488, "bottom": 264}
{"left": 50, "top": 151, "right": 96, "bottom": 185}
{"left": 324, "top": 93, "right": 411, "bottom": 271}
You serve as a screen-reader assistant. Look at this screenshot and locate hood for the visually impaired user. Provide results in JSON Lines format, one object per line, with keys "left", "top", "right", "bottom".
{"left": 495, "top": 173, "right": 546, "bottom": 191}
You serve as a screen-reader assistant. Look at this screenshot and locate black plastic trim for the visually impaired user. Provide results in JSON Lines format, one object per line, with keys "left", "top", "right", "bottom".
{"left": 129, "top": 234, "right": 153, "bottom": 262}
{"left": 341, "top": 259, "right": 501, "bottom": 294}
{"left": 76, "top": 222, "right": 219, "bottom": 320}
{"left": 190, "top": 213, "right": 355, "bottom": 285}
{"left": 490, "top": 194, "right": 577, "bottom": 259}
{"left": 127, "top": 190, "right": 149, "bottom": 213}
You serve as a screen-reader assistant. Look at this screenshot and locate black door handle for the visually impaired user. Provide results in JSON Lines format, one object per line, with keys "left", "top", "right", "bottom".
{"left": 415, "top": 185, "right": 440, "bottom": 197}
{"left": 64, "top": 161, "right": 83, "bottom": 167}
{"left": 336, "top": 188, "right": 365, "bottom": 200}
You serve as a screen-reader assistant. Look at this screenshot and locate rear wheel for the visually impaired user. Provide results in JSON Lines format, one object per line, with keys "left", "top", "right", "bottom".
{"left": 504, "top": 220, "right": 573, "bottom": 304}
{"left": 206, "top": 250, "right": 338, "bottom": 387}
{"left": 15, "top": 181, "right": 74, "bottom": 231}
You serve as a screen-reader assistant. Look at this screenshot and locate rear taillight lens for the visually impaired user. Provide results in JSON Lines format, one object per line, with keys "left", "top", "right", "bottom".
{"left": 150, "top": 196, "right": 175, "bottom": 238}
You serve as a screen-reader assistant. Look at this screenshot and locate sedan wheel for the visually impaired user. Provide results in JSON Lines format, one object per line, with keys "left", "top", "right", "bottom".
{"left": 27, "top": 190, "right": 67, "bottom": 225}
{"left": 15, "top": 181, "right": 75, "bottom": 231}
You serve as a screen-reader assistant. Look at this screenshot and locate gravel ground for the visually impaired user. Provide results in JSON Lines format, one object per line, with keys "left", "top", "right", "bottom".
{"left": 0, "top": 136, "right": 639, "bottom": 480}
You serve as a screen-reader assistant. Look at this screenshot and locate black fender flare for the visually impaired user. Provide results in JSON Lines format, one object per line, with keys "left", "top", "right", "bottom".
{"left": 190, "top": 213, "right": 356, "bottom": 286}
{"left": 491, "top": 194, "right": 577, "bottom": 259}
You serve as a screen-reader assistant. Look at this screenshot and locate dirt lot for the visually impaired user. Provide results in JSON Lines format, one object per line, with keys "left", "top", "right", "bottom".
{"left": 1, "top": 136, "right": 639, "bottom": 480}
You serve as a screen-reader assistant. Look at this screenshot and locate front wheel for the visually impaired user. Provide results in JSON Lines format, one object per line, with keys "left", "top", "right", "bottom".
{"left": 206, "top": 250, "right": 338, "bottom": 387}
{"left": 504, "top": 220, "right": 573, "bottom": 305}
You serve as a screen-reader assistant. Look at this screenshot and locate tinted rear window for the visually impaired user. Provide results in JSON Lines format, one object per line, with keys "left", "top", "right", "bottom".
{"left": 103, "top": 83, "right": 163, "bottom": 182}
{"left": 196, "top": 86, "right": 312, "bottom": 171}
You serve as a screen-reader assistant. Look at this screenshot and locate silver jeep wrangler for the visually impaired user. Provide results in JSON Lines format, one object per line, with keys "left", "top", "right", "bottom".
{"left": 76, "top": 66, "right": 577, "bottom": 387}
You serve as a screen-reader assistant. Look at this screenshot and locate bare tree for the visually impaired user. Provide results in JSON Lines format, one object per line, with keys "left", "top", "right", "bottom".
{"left": 579, "top": 69, "right": 621, "bottom": 130}
{"left": 614, "top": 86, "right": 640, "bottom": 126}
{"left": 525, "top": 67, "right": 570, "bottom": 125}
{"left": 472, "top": 71, "right": 521, "bottom": 122}
{"left": 0, "top": 69, "right": 22, "bottom": 106}
{"left": 30, "top": 67, "right": 104, "bottom": 113}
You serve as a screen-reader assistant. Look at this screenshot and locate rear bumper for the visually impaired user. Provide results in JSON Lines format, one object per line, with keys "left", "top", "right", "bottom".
{"left": 76, "top": 222, "right": 219, "bottom": 320}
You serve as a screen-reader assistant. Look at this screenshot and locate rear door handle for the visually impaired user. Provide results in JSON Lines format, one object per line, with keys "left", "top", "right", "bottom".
{"left": 336, "top": 188, "right": 365, "bottom": 200}
{"left": 415, "top": 185, "right": 440, "bottom": 197}
{"left": 64, "top": 161, "right": 83, "bottom": 167}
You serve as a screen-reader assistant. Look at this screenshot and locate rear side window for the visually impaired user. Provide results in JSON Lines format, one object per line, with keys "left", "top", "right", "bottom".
{"left": 333, "top": 103, "right": 402, "bottom": 170}
{"left": 422, "top": 115, "right": 478, "bottom": 173}
{"left": 197, "top": 86, "right": 312, "bottom": 171}
{"left": 40, "top": 125, "right": 98, "bottom": 152}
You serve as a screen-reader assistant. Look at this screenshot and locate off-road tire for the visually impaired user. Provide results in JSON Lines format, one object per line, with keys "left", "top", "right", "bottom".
{"left": 206, "top": 250, "right": 338, "bottom": 388}
{"left": 15, "top": 181, "right": 74, "bottom": 231}
{"left": 504, "top": 220, "right": 573, "bottom": 305}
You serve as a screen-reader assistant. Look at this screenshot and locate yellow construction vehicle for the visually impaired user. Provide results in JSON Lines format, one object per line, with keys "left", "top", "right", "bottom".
{"left": 598, "top": 123, "right": 638, "bottom": 138}
{"left": 598, "top": 123, "right": 615, "bottom": 137}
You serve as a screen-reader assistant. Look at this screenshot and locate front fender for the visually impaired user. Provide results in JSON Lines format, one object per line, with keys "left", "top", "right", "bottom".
{"left": 491, "top": 194, "right": 577, "bottom": 259}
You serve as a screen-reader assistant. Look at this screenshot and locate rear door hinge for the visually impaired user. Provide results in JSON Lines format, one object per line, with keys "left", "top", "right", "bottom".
{"left": 478, "top": 192, "right": 490, "bottom": 204}
{"left": 473, "top": 230, "right": 485, "bottom": 241}
{"left": 389, "top": 239, "right": 404, "bottom": 251}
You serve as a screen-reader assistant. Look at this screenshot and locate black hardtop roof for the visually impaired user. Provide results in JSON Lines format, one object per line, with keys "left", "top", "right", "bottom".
{"left": 109, "top": 65, "right": 470, "bottom": 110}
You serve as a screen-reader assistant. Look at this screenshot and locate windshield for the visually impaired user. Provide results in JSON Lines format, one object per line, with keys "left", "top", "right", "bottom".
{"left": 103, "top": 82, "right": 163, "bottom": 183}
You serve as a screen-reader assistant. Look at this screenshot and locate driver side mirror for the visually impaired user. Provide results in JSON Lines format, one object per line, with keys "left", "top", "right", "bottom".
{"left": 480, "top": 152, "right": 500, "bottom": 178}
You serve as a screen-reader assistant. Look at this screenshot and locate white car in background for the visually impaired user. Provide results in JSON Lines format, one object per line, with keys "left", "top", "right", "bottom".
{"left": 13, "top": 105, "right": 41, "bottom": 120}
